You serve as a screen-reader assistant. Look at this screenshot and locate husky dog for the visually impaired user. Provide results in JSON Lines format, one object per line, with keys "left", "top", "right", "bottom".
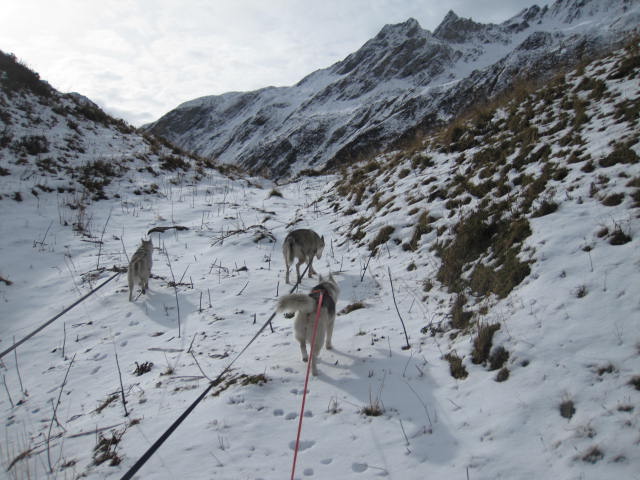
{"left": 277, "top": 273, "right": 339, "bottom": 376}
{"left": 128, "top": 238, "right": 153, "bottom": 301}
{"left": 283, "top": 229, "right": 325, "bottom": 284}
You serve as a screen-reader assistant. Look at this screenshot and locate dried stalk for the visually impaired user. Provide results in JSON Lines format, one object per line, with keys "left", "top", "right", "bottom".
{"left": 388, "top": 267, "right": 410, "bottom": 350}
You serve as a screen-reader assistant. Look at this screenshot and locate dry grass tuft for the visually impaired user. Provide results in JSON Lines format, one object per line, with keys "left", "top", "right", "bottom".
{"left": 471, "top": 323, "right": 501, "bottom": 365}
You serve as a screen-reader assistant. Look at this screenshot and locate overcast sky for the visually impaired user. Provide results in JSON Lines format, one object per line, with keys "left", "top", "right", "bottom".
{"left": 1, "top": 0, "right": 552, "bottom": 126}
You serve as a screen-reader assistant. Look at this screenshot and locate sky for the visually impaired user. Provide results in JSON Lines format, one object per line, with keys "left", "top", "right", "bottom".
{"left": 1, "top": 0, "right": 552, "bottom": 126}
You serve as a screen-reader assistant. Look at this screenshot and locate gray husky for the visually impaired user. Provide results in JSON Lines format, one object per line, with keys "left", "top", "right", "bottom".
{"left": 128, "top": 238, "right": 153, "bottom": 301}
{"left": 283, "top": 229, "right": 325, "bottom": 284}
{"left": 277, "top": 273, "right": 339, "bottom": 376}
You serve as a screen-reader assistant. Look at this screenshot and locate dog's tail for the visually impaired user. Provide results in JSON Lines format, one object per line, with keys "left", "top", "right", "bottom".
{"left": 282, "top": 235, "right": 295, "bottom": 264}
{"left": 277, "top": 294, "right": 316, "bottom": 314}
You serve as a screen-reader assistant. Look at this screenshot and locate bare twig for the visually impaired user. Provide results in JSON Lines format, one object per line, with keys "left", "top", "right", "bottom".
{"left": 47, "top": 354, "right": 76, "bottom": 472}
{"left": 33, "top": 220, "right": 53, "bottom": 250}
{"left": 163, "top": 247, "right": 181, "bottom": 338}
{"left": 399, "top": 419, "right": 411, "bottom": 448}
{"left": 360, "top": 252, "right": 374, "bottom": 282}
{"left": 2, "top": 374, "right": 14, "bottom": 408}
{"left": 178, "top": 264, "right": 190, "bottom": 284}
{"left": 189, "top": 352, "right": 212, "bottom": 382}
{"left": 114, "top": 346, "right": 129, "bottom": 417}
{"left": 96, "top": 209, "right": 112, "bottom": 270}
{"left": 187, "top": 333, "right": 197, "bottom": 354}
{"left": 403, "top": 380, "right": 432, "bottom": 429}
{"left": 121, "top": 227, "right": 130, "bottom": 265}
{"left": 236, "top": 281, "right": 249, "bottom": 296}
{"left": 13, "top": 337, "right": 25, "bottom": 394}
{"left": 388, "top": 266, "right": 410, "bottom": 350}
{"left": 62, "top": 322, "right": 67, "bottom": 359}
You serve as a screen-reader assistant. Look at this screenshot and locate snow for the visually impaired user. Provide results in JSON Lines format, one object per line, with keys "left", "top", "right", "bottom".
{"left": 2, "top": 148, "right": 639, "bottom": 479}
{"left": 2, "top": 26, "right": 640, "bottom": 480}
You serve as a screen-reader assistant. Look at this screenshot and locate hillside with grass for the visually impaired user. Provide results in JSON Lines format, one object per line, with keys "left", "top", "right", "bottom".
{"left": 0, "top": 37, "right": 639, "bottom": 480}
{"left": 0, "top": 50, "right": 229, "bottom": 208}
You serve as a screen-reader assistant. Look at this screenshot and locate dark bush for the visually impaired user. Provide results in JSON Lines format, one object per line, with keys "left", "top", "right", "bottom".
{"left": 532, "top": 200, "right": 559, "bottom": 217}
{"left": 369, "top": 225, "right": 395, "bottom": 252}
{"left": 495, "top": 368, "right": 510, "bottom": 382}
{"left": 601, "top": 193, "right": 624, "bottom": 206}
{"left": 599, "top": 144, "right": 639, "bottom": 167}
{"left": 609, "top": 228, "right": 632, "bottom": 245}
{"left": 0, "top": 50, "right": 53, "bottom": 97}
{"left": 471, "top": 323, "right": 500, "bottom": 365}
{"left": 488, "top": 346, "right": 510, "bottom": 371}
{"left": 560, "top": 399, "right": 576, "bottom": 419}
{"left": 16, "top": 135, "right": 49, "bottom": 155}
{"left": 444, "top": 352, "right": 468, "bottom": 379}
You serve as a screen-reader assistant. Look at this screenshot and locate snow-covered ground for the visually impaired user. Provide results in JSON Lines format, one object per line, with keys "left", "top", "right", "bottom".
{"left": 1, "top": 41, "right": 640, "bottom": 480}
{"left": 1, "top": 154, "right": 639, "bottom": 479}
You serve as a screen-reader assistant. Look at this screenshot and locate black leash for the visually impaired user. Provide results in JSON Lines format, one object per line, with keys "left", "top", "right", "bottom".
{"left": 0, "top": 272, "right": 120, "bottom": 360}
{"left": 120, "top": 264, "right": 311, "bottom": 480}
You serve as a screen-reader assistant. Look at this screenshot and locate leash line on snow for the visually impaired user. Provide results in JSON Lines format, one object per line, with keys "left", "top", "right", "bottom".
{"left": 121, "top": 264, "right": 311, "bottom": 480}
{"left": 290, "top": 290, "right": 324, "bottom": 480}
{"left": 0, "top": 272, "right": 120, "bottom": 360}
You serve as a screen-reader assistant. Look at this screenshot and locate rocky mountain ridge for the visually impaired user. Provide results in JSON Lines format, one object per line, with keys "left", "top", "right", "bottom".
{"left": 145, "top": 0, "right": 640, "bottom": 178}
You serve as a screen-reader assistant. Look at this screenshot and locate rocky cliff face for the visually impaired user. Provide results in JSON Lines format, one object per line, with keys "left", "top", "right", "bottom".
{"left": 145, "top": 0, "right": 640, "bottom": 178}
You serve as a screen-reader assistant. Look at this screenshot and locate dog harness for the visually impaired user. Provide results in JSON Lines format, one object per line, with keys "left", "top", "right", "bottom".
{"left": 309, "top": 285, "right": 335, "bottom": 316}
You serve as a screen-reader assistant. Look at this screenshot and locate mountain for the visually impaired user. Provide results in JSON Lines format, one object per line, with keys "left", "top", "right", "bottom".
{"left": 145, "top": 0, "right": 640, "bottom": 178}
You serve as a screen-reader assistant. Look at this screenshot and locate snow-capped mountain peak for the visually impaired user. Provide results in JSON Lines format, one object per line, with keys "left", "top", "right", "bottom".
{"left": 145, "top": 0, "right": 639, "bottom": 178}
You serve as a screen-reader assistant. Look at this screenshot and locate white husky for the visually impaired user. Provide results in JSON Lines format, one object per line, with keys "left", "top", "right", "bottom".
{"left": 282, "top": 229, "right": 325, "bottom": 284}
{"left": 277, "top": 273, "right": 339, "bottom": 376}
{"left": 128, "top": 238, "right": 153, "bottom": 301}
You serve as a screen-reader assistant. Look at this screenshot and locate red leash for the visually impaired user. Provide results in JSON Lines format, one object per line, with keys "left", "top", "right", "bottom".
{"left": 290, "top": 291, "right": 324, "bottom": 480}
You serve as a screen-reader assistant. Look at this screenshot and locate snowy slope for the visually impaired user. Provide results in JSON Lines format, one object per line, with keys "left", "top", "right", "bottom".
{"left": 1, "top": 40, "right": 639, "bottom": 480}
{"left": 145, "top": 0, "right": 640, "bottom": 177}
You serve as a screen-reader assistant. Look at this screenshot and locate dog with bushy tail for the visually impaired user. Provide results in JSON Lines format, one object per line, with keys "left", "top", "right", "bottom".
{"left": 282, "top": 229, "right": 325, "bottom": 284}
{"left": 277, "top": 273, "right": 339, "bottom": 376}
{"left": 128, "top": 238, "right": 153, "bottom": 301}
